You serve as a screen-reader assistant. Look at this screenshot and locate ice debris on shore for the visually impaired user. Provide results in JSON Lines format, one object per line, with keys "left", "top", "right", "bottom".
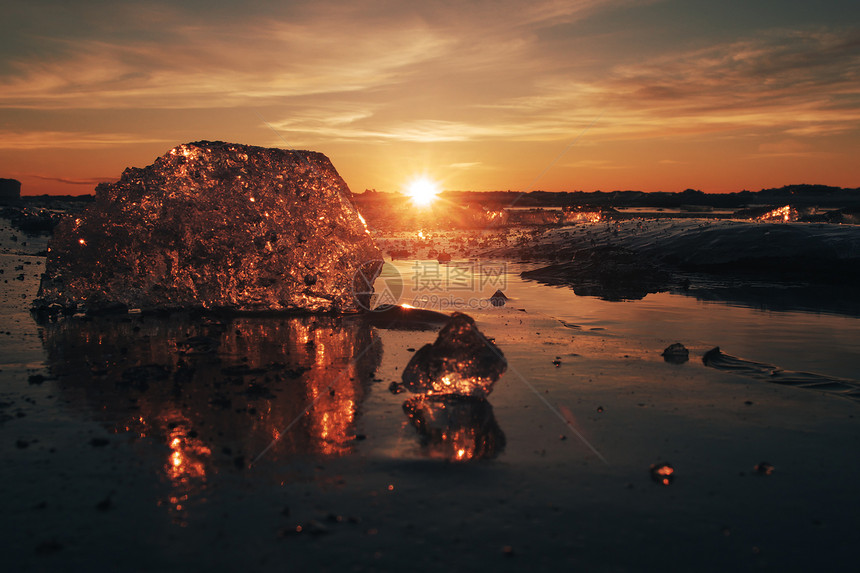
{"left": 662, "top": 342, "right": 689, "bottom": 364}
{"left": 489, "top": 289, "right": 507, "bottom": 307}
{"left": 401, "top": 312, "right": 506, "bottom": 399}
{"left": 754, "top": 462, "right": 775, "bottom": 476}
{"left": 703, "top": 347, "right": 860, "bottom": 401}
{"left": 650, "top": 462, "right": 675, "bottom": 485}
{"left": 34, "top": 141, "right": 382, "bottom": 314}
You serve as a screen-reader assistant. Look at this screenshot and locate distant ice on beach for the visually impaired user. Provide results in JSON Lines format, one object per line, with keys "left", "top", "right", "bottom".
{"left": 515, "top": 219, "right": 860, "bottom": 315}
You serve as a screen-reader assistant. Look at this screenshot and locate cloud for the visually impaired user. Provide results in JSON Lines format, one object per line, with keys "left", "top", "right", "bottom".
{"left": 595, "top": 27, "right": 860, "bottom": 136}
{"left": 563, "top": 159, "right": 630, "bottom": 170}
{"left": 268, "top": 113, "right": 608, "bottom": 145}
{"left": 265, "top": 24, "right": 860, "bottom": 147}
{"left": 29, "top": 175, "right": 113, "bottom": 185}
{"left": 0, "top": 12, "right": 453, "bottom": 109}
{"left": 749, "top": 139, "right": 832, "bottom": 159}
{"left": 0, "top": 0, "right": 635, "bottom": 112}
{"left": 0, "top": 131, "right": 168, "bottom": 149}
{"left": 757, "top": 140, "right": 811, "bottom": 154}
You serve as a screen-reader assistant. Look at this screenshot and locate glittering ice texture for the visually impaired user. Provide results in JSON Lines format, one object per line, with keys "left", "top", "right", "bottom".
{"left": 35, "top": 141, "right": 381, "bottom": 313}
{"left": 401, "top": 312, "right": 506, "bottom": 398}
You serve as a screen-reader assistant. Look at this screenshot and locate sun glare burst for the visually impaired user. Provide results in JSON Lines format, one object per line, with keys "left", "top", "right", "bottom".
{"left": 405, "top": 177, "right": 440, "bottom": 207}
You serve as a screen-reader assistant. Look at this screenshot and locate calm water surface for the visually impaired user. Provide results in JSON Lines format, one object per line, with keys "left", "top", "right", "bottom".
{"left": 388, "top": 258, "right": 860, "bottom": 381}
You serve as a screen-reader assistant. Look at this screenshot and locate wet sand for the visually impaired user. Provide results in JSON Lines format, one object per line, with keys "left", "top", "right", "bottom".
{"left": 3, "top": 217, "right": 860, "bottom": 572}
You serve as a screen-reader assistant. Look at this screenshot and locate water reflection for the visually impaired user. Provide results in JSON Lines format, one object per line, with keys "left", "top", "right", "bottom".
{"left": 403, "top": 396, "right": 505, "bottom": 462}
{"left": 41, "top": 313, "right": 381, "bottom": 522}
{"left": 675, "top": 281, "right": 860, "bottom": 318}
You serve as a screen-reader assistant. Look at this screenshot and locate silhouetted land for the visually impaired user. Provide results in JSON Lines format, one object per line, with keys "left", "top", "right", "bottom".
{"left": 358, "top": 184, "right": 860, "bottom": 209}
{"left": 8, "top": 185, "right": 860, "bottom": 210}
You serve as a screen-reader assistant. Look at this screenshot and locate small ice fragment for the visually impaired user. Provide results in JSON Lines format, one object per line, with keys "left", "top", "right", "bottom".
{"left": 662, "top": 343, "right": 689, "bottom": 364}
{"left": 489, "top": 289, "right": 507, "bottom": 307}
{"left": 650, "top": 462, "right": 675, "bottom": 485}
{"left": 401, "top": 312, "right": 506, "bottom": 398}
{"left": 754, "top": 461, "right": 774, "bottom": 476}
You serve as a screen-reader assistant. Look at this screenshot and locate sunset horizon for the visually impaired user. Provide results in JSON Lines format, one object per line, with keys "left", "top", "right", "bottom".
{"left": 9, "top": 137, "right": 860, "bottom": 197}
{"left": 4, "top": 3, "right": 860, "bottom": 569}
{"left": 2, "top": 1, "right": 859, "bottom": 195}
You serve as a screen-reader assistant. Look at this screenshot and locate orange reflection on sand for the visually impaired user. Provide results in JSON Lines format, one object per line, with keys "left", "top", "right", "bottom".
{"left": 305, "top": 356, "right": 362, "bottom": 456}
{"left": 445, "top": 428, "right": 480, "bottom": 461}
{"left": 166, "top": 427, "right": 211, "bottom": 484}
{"left": 244, "top": 319, "right": 369, "bottom": 458}
{"left": 43, "top": 314, "right": 380, "bottom": 521}
{"left": 403, "top": 396, "right": 505, "bottom": 462}
{"left": 162, "top": 419, "right": 212, "bottom": 523}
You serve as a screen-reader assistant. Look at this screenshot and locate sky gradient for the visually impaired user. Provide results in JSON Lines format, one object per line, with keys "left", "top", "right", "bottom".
{"left": 2, "top": 0, "right": 859, "bottom": 195}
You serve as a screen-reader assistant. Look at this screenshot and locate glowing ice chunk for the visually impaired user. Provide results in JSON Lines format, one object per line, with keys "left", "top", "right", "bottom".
{"left": 35, "top": 141, "right": 382, "bottom": 313}
{"left": 401, "top": 312, "right": 506, "bottom": 398}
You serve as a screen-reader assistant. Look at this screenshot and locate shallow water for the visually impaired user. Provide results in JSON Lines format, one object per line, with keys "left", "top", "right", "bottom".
{"left": 386, "top": 258, "right": 860, "bottom": 381}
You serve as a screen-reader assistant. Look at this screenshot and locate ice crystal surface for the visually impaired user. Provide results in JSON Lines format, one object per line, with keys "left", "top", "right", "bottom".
{"left": 36, "top": 141, "right": 381, "bottom": 313}
{"left": 401, "top": 312, "right": 506, "bottom": 398}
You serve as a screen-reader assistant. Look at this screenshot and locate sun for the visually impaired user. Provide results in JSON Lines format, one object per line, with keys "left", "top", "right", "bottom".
{"left": 405, "top": 177, "right": 440, "bottom": 207}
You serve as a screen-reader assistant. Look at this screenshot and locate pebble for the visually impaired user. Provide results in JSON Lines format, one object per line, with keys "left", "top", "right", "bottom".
{"left": 754, "top": 462, "right": 774, "bottom": 476}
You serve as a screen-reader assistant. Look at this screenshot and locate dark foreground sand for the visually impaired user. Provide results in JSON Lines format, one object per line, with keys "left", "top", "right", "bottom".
{"left": 2, "top": 217, "right": 859, "bottom": 572}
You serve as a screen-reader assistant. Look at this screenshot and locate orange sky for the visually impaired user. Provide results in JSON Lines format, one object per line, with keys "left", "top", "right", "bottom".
{"left": 1, "top": 0, "right": 859, "bottom": 195}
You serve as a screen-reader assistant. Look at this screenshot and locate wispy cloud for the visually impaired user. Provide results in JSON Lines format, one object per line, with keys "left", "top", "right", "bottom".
{"left": 270, "top": 117, "right": 534, "bottom": 144}
{"left": 29, "top": 175, "right": 113, "bottom": 185}
{"left": 562, "top": 159, "right": 628, "bottom": 170}
{"left": 597, "top": 27, "right": 860, "bottom": 137}
{"left": 0, "top": 131, "right": 168, "bottom": 149}
{"left": 0, "top": 0, "right": 635, "bottom": 112}
{"left": 748, "top": 139, "right": 833, "bottom": 159}
{"left": 0, "top": 14, "right": 452, "bottom": 109}
{"left": 268, "top": 26, "right": 860, "bottom": 148}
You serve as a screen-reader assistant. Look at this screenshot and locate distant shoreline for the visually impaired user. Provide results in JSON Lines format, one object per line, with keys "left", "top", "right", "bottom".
{"left": 357, "top": 184, "right": 860, "bottom": 209}
{"left": 10, "top": 183, "right": 860, "bottom": 211}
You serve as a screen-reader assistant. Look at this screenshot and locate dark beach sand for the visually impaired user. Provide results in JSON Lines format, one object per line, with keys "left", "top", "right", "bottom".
{"left": 2, "top": 217, "right": 859, "bottom": 572}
